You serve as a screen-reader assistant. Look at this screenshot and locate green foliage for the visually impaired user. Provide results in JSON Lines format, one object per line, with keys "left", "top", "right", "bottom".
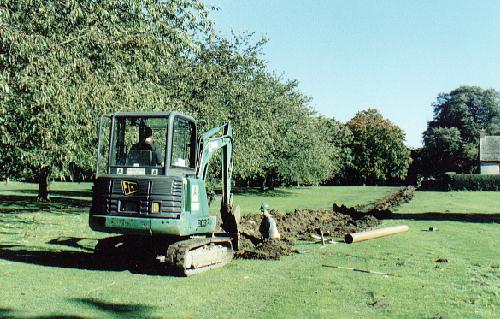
{"left": 346, "top": 109, "right": 411, "bottom": 184}
{"left": 420, "top": 173, "right": 500, "bottom": 191}
{"left": 421, "top": 127, "right": 474, "bottom": 175}
{"left": 447, "top": 174, "right": 500, "bottom": 191}
{"left": 1, "top": 0, "right": 345, "bottom": 196}
{"left": 194, "top": 35, "right": 340, "bottom": 188}
{"left": 317, "top": 116, "right": 353, "bottom": 183}
{"left": 422, "top": 86, "right": 500, "bottom": 176}
{"left": 405, "top": 148, "right": 424, "bottom": 186}
{"left": 0, "top": 0, "right": 215, "bottom": 193}
{"left": 272, "top": 109, "right": 334, "bottom": 186}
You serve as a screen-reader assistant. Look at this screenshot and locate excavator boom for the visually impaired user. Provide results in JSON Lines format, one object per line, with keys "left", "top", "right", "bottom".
{"left": 195, "top": 123, "right": 240, "bottom": 248}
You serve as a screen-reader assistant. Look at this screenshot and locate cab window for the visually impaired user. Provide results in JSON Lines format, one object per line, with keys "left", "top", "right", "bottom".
{"left": 171, "top": 117, "right": 196, "bottom": 168}
{"left": 109, "top": 117, "right": 168, "bottom": 175}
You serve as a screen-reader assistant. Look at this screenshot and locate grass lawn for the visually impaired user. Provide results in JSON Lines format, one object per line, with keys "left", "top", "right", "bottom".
{"left": 0, "top": 182, "right": 499, "bottom": 318}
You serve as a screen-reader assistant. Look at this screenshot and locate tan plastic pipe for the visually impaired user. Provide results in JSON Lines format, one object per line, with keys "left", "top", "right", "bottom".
{"left": 345, "top": 225, "right": 409, "bottom": 244}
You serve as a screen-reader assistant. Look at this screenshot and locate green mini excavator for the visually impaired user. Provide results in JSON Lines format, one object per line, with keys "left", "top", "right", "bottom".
{"left": 89, "top": 111, "right": 240, "bottom": 275}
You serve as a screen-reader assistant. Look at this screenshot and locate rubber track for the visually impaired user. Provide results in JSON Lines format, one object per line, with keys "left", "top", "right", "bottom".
{"left": 166, "top": 237, "right": 233, "bottom": 276}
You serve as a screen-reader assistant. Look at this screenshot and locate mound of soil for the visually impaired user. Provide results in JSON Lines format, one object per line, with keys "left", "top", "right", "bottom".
{"left": 236, "top": 208, "right": 379, "bottom": 260}
{"left": 236, "top": 238, "right": 295, "bottom": 260}
{"left": 231, "top": 187, "right": 417, "bottom": 260}
{"left": 240, "top": 209, "right": 379, "bottom": 240}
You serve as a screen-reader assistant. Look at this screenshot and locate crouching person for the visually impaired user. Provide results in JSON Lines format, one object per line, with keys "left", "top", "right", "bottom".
{"left": 258, "top": 203, "right": 280, "bottom": 240}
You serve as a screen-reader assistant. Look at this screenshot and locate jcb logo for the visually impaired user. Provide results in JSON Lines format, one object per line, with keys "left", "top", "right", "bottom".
{"left": 122, "top": 181, "right": 138, "bottom": 196}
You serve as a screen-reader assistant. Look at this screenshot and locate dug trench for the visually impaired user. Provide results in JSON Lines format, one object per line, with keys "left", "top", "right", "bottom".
{"left": 236, "top": 186, "right": 415, "bottom": 260}
{"left": 236, "top": 209, "right": 379, "bottom": 260}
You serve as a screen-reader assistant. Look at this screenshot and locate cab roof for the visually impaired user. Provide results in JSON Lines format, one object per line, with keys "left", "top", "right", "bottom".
{"left": 107, "top": 111, "right": 195, "bottom": 122}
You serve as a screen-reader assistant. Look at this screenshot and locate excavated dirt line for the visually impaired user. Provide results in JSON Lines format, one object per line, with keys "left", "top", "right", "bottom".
{"left": 333, "top": 186, "right": 416, "bottom": 219}
{"left": 374, "top": 186, "right": 415, "bottom": 210}
{"left": 234, "top": 187, "right": 415, "bottom": 260}
{"left": 236, "top": 208, "right": 379, "bottom": 260}
{"left": 360, "top": 186, "right": 415, "bottom": 213}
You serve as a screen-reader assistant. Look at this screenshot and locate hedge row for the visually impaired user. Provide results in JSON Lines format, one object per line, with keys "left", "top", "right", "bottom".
{"left": 420, "top": 174, "right": 500, "bottom": 191}
{"left": 448, "top": 174, "right": 500, "bottom": 191}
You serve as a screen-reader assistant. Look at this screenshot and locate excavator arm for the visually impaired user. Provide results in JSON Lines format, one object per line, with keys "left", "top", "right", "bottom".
{"left": 196, "top": 123, "right": 240, "bottom": 249}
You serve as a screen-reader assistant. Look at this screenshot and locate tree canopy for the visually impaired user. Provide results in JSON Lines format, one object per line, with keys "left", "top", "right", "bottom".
{"left": 1, "top": 0, "right": 221, "bottom": 198}
{"left": 1, "top": 0, "right": 358, "bottom": 198}
{"left": 421, "top": 86, "right": 500, "bottom": 176}
{"left": 346, "top": 109, "right": 411, "bottom": 184}
{"left": 1, "top": 0, "right": 430, "bottom": 197}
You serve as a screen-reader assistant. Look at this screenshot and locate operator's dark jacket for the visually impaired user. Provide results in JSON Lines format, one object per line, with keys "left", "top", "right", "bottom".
{"left": 130, "top": 142, "right": 163, "bottom": 166}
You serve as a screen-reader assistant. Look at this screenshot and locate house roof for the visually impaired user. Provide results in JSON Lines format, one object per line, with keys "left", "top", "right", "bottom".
{"left": 480, "top": 136, "right": 500, "bottom": 162}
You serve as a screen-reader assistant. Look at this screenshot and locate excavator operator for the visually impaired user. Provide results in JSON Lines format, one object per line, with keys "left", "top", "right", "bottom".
{"left": 130, "top": 127, "right": 164, "bottom": 167}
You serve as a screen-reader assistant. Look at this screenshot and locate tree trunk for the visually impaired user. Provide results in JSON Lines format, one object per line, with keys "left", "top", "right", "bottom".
{"left": 267, "top": 173, "right": 275, "bottom": 191}
{"left": 259, "top": 176, "right": 266, "bottom": 192}
{"left": 37, "top": 168, "right": 50, "bottom": 201}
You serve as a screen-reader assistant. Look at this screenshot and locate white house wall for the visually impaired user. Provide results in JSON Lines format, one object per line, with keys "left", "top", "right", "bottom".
{"left": 480, "top": 162, "right": 499, "bottom": 174}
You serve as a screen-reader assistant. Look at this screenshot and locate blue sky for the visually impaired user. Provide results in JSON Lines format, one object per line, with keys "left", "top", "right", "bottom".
{"left": 208, "top": 0, "right": 500, "bottom": 147}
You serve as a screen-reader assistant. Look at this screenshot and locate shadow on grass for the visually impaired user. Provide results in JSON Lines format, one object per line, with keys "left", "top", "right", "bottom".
{"left": 0, "top": 244, "right": 104, "bottom": 270}
{"left": 47, "top": 237, "right": 94, "bottom": 252}
{"left": 232, "top": 188, "right": 296, "bottom": 197}
{"left": 0, "top": 307, "right": 90, "bottom": 319}
{"left": 0, "top": 308, "right": 15, "bottom": 318}
{"left": 0, "top": 239, "right": 169, "bottom": 276}
{"left": 16, "top": 189, "right": 92, "bottom": 198}
{"left": 388, "top": 212, "right": 500, "bottom": 224}
{"left": 0, "top": 231, "right": 19, "bottom": 235}
{"left": 25, "top": 316, "right": 88, "bottom": 319}
{"left": 72, "top": 298, "right": 158, "bottom": 318}
{"left": 0, "top": 195, "right": 89, "bottom": 214}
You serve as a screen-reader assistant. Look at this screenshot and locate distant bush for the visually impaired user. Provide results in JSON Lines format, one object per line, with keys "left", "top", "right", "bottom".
{"left": 420, "top": 178, "right": 448, "bottom": 191}
{"left": 419, "top": 174, "right": 500, "bottom": 191}
{"left": 448, "top": 174, "right": 500, "bottom": 191}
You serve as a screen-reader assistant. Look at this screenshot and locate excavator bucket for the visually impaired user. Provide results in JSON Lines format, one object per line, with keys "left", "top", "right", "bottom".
{"left": 221, "top": 204, "right": 241, "bottom": 250}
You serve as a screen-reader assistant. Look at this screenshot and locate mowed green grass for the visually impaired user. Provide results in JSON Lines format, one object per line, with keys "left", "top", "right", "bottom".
{"left": 214, "top": 185, "right": 397, "bottom": 215}
{"left": 397, "top": 190, "right": 500, "bottom": 214}
{"left": 0, "top": 182, "right": 499, "bottom": 319}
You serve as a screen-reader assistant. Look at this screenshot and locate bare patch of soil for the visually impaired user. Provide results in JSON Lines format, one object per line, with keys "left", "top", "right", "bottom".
{"left": 236, "top": 238, "right": 295, "bottom": 260}
{"left": 233, "top": 187, "right": 415, "bottom": 260}
{"left": 236, "top": 208, "right": 379, "bottom": 260}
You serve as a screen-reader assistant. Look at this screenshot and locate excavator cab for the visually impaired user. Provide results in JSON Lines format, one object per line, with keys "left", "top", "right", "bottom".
{"left": 95, "top": 112, "right": 194, "bottom": 177}
{"left": 89, "top": 112, "right": 239, "bottom": 275}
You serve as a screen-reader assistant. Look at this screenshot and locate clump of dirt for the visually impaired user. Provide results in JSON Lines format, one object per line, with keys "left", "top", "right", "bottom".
{"left": 369, "top": 300, "right": 389, "bottom": 309}
{"left": 236, "top": 208, "right": 379, "bottom": 260}
{"left": 434, "top": 258, "right": 448, "bottom": 263}
{"left": 236, "top": 238, "right": 295, "bottom": 260}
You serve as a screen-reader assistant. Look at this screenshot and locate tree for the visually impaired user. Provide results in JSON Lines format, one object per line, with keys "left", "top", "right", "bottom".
{"left": 0, "top": 0, "right": 215, "bottom": 200}
{"left": 0, "top": 0, "right": 340, "bottom": 198}
{"left": 346, "top": 109, "right": 411, "bottom": 184}
{"left": 317, "top": 116, "right": 353, "bottom": 184}
{"left": 192, "top": 33, "right": 339, "bottom": 189}
{"left": 269, "top": 104, "right": 335, "bottom": 187}
{"left": 421, "top": 86, "right": 500, "bottom": 175}
{"left": 421, "top": 127, "right": 473, "bottom": 175}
